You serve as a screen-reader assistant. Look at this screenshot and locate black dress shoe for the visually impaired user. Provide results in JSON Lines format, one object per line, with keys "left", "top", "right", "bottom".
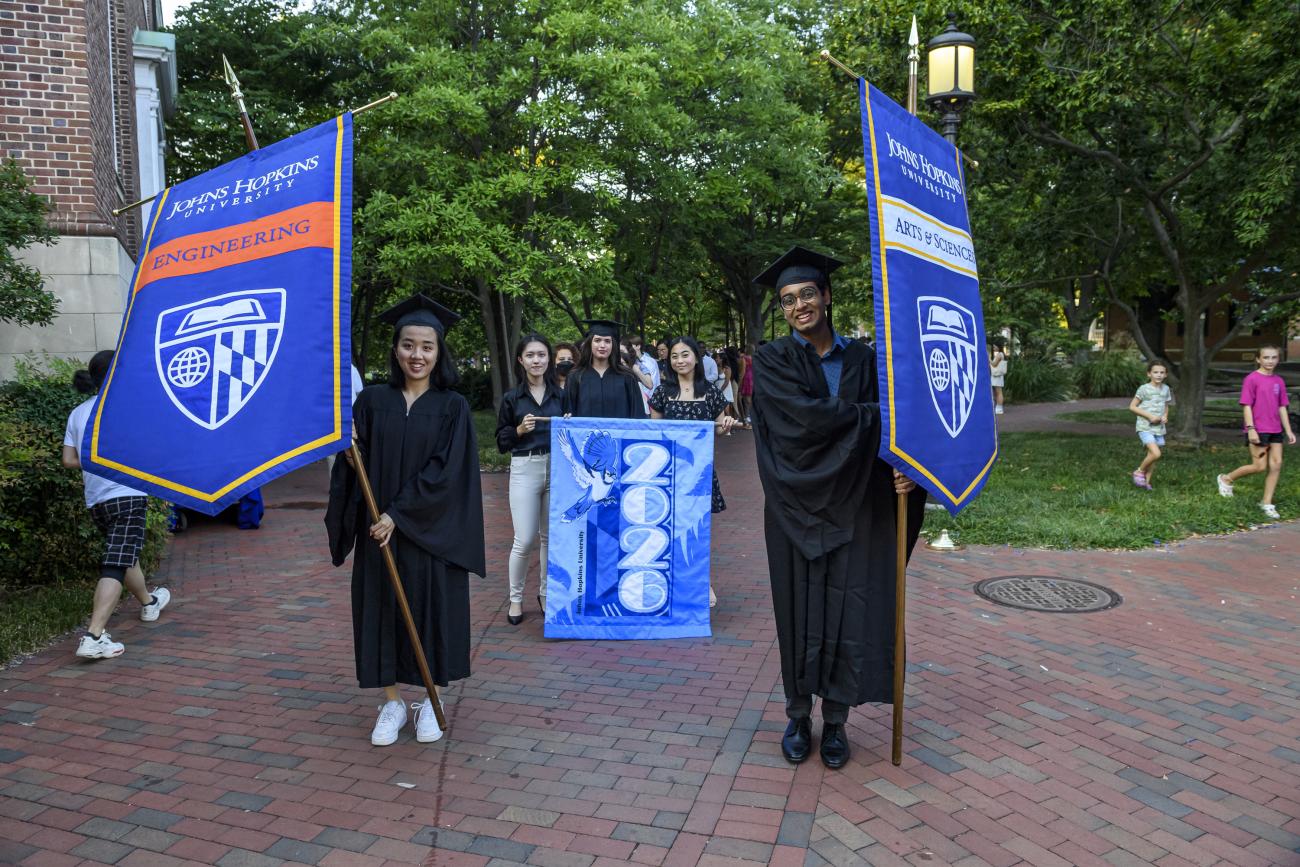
{"left": 820, "top": 722, "right": 850, "bottom": 769}
{"left": 781, "top": 717, "right": 812, "bottom": 764}
{"left": 507, "top": 612, "right": 524, "bottom": 625}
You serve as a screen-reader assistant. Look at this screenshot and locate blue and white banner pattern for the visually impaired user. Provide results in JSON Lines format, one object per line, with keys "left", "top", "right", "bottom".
{"left": 545, "top": 417, "right": 713, "bottom": 640}
{"left": 861, "top": 80, "right": 997, "bottom": 513}
{"left": 83, "top": 115, "right": 353, "bottom": 514}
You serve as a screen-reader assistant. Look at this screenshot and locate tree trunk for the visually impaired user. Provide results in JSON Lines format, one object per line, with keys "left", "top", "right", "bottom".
{"left": 1170, "top": 308, "right": 1208, "bottom": 445}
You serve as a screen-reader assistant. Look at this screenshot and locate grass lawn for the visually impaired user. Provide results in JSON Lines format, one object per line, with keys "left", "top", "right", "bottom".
{"left": 0, "top": 580, "right": 98, "bottom": 666}
{"left": 1056, "top": 398, "right": 1241, "bottom": 427}
{"left": 922, "top": 432, "right": 1299, "bottom": 549}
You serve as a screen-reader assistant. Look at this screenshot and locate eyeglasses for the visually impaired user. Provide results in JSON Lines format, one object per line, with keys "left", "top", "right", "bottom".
{"left": 779, "top": 286, "right": 821, "bottom": 309}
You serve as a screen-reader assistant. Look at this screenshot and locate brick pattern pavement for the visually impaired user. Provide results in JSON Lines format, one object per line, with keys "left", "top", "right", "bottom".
{"left": 1, "top": 434, "right": 1297, "bottom": 866}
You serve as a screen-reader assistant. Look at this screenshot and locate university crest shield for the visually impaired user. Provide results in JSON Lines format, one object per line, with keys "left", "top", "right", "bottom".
{"left": 154, "top": 289, "right": 286, "bottom": 430}
{"left": 917, "top": 296, "right": 979, "bottom": 439}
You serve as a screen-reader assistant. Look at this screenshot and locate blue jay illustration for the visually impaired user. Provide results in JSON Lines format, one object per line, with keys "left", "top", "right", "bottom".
{"left": 558, "top": 429, "right": 620, "bottom": 523}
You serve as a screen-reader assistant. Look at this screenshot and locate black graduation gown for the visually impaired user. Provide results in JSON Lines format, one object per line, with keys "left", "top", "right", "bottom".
{"left": 752, "top": 337, "right": 926, "bottom": 708}
{"left": 325, "top": 384, "right": 486, "bottom": 689}
{"left": 563, "top": 366, "right": 647, "bottom": 419}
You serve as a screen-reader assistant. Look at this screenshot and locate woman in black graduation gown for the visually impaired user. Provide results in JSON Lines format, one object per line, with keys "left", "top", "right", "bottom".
{"left": 563, "top": 319, "right": 647, "bottom": 419}
{"left": 325, "top": 294, "right": 485, "bottom": 747}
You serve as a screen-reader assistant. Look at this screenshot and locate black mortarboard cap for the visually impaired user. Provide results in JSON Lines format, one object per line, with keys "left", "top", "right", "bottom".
{"left": 379, "top": 293, "right": 463, "bottom": 336}
{"left": 752, "top": 245, "right": 845, "bottom": 290}
{"left": 582, "top": 319, "right": 624, "bottom": 339}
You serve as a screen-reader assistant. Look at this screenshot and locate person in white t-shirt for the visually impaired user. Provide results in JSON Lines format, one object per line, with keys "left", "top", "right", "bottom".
{"left": 62, "top": 351, "right": 171, "bottom": 659}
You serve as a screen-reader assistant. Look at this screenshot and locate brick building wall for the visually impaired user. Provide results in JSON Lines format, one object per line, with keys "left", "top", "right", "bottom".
{"left": 0, "top": 0, "right": 172, "bottom": 378}
{"left": 1, "top": 0, "right": 155, "bottom": 251}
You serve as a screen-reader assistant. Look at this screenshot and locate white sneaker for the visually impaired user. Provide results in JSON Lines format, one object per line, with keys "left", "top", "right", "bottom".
{"left": 412, "top": 698, "right": 444, "bottom": 743}
{"left": 994, "top": 405, "right": 1004, "bottom": 414}
{"left": 76, "top": 632, "right": 124, "bottom": 659}
{"left": 1260, "top": 503, "right": 1280, "bottom": 520}
{"left": 140, "top": 587, "right": 171, "bottom": 622}
{"left": 1216, "top": 474, "right": 1234, "bottom": 497}
{"left": 370, "top": 699, "right": 407, "bottom": 746}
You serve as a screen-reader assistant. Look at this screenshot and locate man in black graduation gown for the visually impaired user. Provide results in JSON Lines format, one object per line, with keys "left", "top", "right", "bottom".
{"left": 751, "top": 247, "right": 927, "bottom": 769}
{"left": 325, "top": 294, "right": 485, "bottom": 747}
{"left": 563, "top": 319, "right": 647, "bottom": 419}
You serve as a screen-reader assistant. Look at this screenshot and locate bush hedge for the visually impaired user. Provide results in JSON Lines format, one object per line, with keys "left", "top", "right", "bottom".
{"left": 1076, "top": 351, "right": 1147, "bottom": 398}
{"left": 0, "top": 358, "right": 169, "bottom": 591}
{"left": 1004, "top": 355, "right": 1077, "bottom": 403}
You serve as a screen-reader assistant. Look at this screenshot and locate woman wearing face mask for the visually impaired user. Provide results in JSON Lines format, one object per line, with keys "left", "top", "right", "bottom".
{"left": 554, "top": 342, "right": 577, "bottom": 390}
{"left": 496, "top": 333, "right": 564, "bottom": 623}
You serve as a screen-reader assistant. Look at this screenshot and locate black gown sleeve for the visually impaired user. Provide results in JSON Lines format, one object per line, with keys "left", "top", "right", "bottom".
{"left": 496, "top": 389, "right": 519, "bottom": 454}
{"left": 384, "top": 393, "right": 487, "bottom": 576}
{"left": 324, "top": 389, "right": 371, "bottom": 567}
{"left": 751, "top": 340, "right": 881, "bottom": 560}
{"left": 562, "top": 371, "right": 580, "bottom": 416}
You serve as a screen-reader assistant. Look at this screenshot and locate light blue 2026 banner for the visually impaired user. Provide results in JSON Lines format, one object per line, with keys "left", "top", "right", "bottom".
{"left": 545, "top": 417, "right": 713, "bottom": 640}
{"left": 861, "top": 80, "right": 997, "bottom": 514}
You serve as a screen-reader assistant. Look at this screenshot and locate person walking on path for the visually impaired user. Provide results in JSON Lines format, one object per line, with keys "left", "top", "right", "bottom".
{"left": 989, "top": 340, "right": 1007, "bottom": 415}
{"left": 62, "top": 350, "right": 171, "bottom": 660}
{"left": 1130, "top": 361, "right": 1173, "bottom": 490}
{"left": 325, "top": 294, "right": 485, "bottom": 747}
{"left": 1216, "top": 345, "right": 1295, "bottom": 519}
{"left": 563, "top": 320, "right": 647, "bottom": 419}
{"left": 648, "top": 335, "right": 738, "bottom": 608}
{"left": 738, "top": 346, "right": 754, "bottom": 428}
{"left": 750, "top": 246, "right": 926, "bottom": 770}
{"left": 496, "top": 333, "right": 563, "bottom": 624}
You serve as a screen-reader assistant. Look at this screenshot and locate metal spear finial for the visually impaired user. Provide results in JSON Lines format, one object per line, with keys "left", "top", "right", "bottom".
{"left": 221, "top": 54, "right": 259, "bottom": 151}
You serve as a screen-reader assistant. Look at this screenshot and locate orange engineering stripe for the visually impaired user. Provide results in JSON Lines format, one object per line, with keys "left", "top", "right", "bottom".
{"left": 134, "top": 200, "right": 335, "bottom": 292}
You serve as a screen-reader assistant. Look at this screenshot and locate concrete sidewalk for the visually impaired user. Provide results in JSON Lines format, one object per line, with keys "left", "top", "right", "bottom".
{"left": 1, "top": 434, "right": 1297, "bottom": 867}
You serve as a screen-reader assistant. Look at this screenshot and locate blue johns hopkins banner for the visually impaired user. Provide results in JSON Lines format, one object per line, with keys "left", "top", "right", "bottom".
{"left": 545, "top": 417, "right": 713, "bottom": 640}
{"left": 861, "top": 81, "right": 997, "bottom": 513}
{"left": 82, "top": 115, "right": 353, "bottom": 514}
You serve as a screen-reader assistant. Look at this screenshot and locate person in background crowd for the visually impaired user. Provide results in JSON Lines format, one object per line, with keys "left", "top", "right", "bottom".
{"left": 63, "top": 350, "right": 172, "bottom": 660}
{"left": 554, "top": 342, "right": 577, "bottom": 390}
{"left": 496, "top": 333, "right": 563, "bottom": 624}
{"left": 700, "top": 342, "right": 721, "bottom": 391}
{"left": 989, "top": 340, "right": 1007, "bottom": 415}
{"left": 325, "top": 294, "right": 485, "bottom": 747}
{"left": 738, "top": 344, "right": 754, "bottom": 428}
{"left": 716, "top": 350, "right": 737, "bottom": 432}
{"left": 648, "top": 336, "right": 737, "bottom": 608}
{"left": 564, "top": 320, "right": 647, "bottom": 419}
{"left": 655, "top": 340, "right": 672, "bottom": 381}
{"left": 628, "top": 333, "right": 661, "bottom": 412}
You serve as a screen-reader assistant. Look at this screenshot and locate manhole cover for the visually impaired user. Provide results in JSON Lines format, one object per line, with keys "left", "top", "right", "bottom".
{"left": 975, "top": 575, "right": 1121, "bottom": 613}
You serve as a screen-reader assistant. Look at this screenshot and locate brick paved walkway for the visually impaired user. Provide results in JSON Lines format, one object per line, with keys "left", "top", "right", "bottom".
{"left": 2, "top": 434, "right": 1297, "bottom": 867}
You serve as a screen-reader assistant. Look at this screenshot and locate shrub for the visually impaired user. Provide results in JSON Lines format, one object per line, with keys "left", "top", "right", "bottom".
{"left": 1004, "top": 355, "right": 1077, "bottom": 403}
{"left": 1076, "top": 351, "right": 1147, "bottom": 398}
{"left": 454, "top": 365, "right": 495, "bottom": 411}
{"left": 0, "top": 357, "right": 169, "bottom": 591}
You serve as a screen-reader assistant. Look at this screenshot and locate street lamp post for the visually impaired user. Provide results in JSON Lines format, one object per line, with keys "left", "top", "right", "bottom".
{"left": 925, "top": 12, "right": 977, "bottom": 145}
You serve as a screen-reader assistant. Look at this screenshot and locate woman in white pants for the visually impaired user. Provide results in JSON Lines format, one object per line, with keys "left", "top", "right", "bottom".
{"left": 495, "top": 333, "right": 563, "bottom": 625}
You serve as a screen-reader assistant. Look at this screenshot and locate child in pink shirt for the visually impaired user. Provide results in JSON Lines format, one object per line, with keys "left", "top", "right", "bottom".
{"left": 1215, "top": 345, "right": 1295, "bottom": 519}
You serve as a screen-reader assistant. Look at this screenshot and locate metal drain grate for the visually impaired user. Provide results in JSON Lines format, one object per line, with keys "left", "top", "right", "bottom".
{"left": 975, "top": 575, "right": 1121, "bottom": 613}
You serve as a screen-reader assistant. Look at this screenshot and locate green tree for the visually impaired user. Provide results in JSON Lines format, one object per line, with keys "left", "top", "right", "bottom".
{"left": 0, "top": 161, "right": 56, "bottom": 326}
{"left": 165, "top": 0, "right": 361, "bottom": 182}
{"left": 1009, "top": 0, "right": 1300, "bottom": 442}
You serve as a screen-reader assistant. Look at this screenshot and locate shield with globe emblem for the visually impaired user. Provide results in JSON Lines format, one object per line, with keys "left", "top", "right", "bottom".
{"left": 155, "top": 289, "right": 286, "bottom": 430}
{"left": 917, "top": 296, "right": 979, "bottom": 439}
